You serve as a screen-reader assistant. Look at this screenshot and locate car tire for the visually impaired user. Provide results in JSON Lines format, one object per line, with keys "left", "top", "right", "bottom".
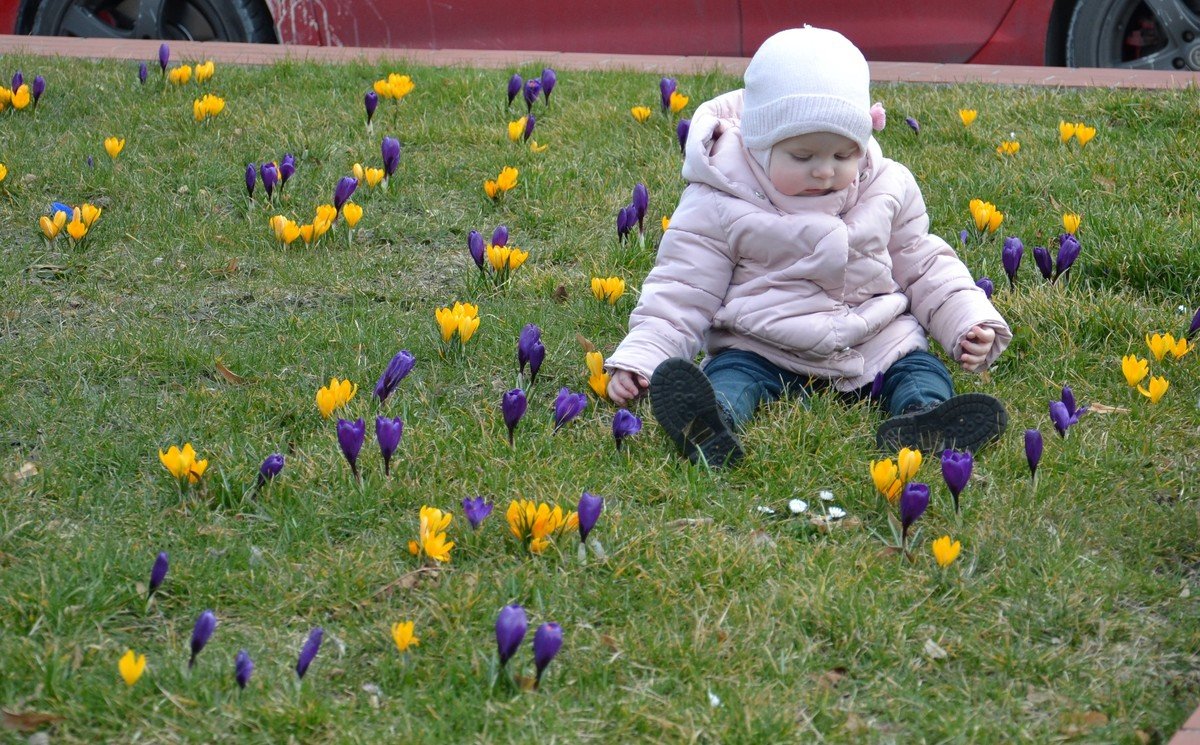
{"left": 28, "top": 0, "right": 276, "bottom": 43}
{"left": 1066, "top": 0, "right": 1200, "bottom": 69}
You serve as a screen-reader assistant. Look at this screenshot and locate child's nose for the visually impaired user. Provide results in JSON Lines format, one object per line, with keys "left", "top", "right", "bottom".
{"left": 812, "top": 161, "right": 834, "bottom": 177}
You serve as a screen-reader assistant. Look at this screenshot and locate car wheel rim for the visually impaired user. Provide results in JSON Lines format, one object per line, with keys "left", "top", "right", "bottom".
{"left": 50, "top": 0, "right": 227, "bottom": 41}
{"left": 1098, "top": 0, "right": 1200, "bottom": 69}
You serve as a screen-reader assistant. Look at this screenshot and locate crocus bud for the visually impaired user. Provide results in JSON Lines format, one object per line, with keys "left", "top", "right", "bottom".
{"left": 1053, "top": 233, "right": 1081, "bottom": 282}
{"left": 1049, "top": 400, "right": 1074, "bottom": 438}
{"left": 148, "top": 551, "right": 169, "bottom": 598}
{"left": 676, "top": 118, "right": 690, "bottom": 155}
{"left": 374, "top": 349, "right": 415, "bottom": 402}
{"left": 260, "top": 162, "right": 278, "bottom": 198}
{"left": 11, "top": 71, "right": 22, "bottom": 90}
{"left": 517, "top": 324, "right": 540, "bottom": 373}
{"left": 577, "top": 492, "right": 604, "bottom": 542}
{"left": 632, "top": 183, "right": 649, "bottom": 229}
{"left": 1025, "top": 429, "right": 1043, "bottom": 479}
{"left": 975, "top": 277, "right": 994, "bottom": 299}
{"left": 523, "top": 113, "right": 536, "bottom": 142}
{"left": 337, "top": 418, "right": 366, "bottom": 477}
{"left": 940, "top": 449, "right": 972, "bottom": 514}
{"left": 869, "top": 371, "right": 885, "bottom": 401}
{"left": 899, "top": 482, "right": 930, "bottom": 546}
{"left": 333, "top": 176, "right": 358, "bottom": 211}
{"left": 381, "top": 136, "right": 401, "bottom": 177}
{"left": 376, "top": 415, "right": 403, "bottom": 475}
{"left": 523, "top": 78, "right": 541, "bottom": 111}
{"left": 659, "top": 77, "right": 677, "bottom": 111}
{"left": 257, "top": 453, "right": 285, "bottom": 486}
{"left": 462, "top": 496, "right": 494, "bottom": 529}
{"left": 502, "top": 389, "right": 527, "bottom": 445}
{"left": 31, "top": 75, "right": 45, "bottom": 105}
{"left": 506, "top": 73, "right": 523, "bottom": 107}
{"left": 491, "top": 225, "right": 509, "bottom": 247}
{"left": 612, "top": 408, "right": 642, "bottom": 450}
{"left": 905, "top": 116, "right": 920, "bottom": 134}
{"left": 960, "top": 229, "right": 969, "bottom": 245}
{"left": 278, "top": 154, "right": 295, "bottom": 189}
{"left": 1001, "top": 236, "right": 1024, "bottom": 288}
{"left": 1032, "top": 246, "right": 1053, "bottom": 280}
{"left": 245, "top": 163, "right": 256, "bottom": 198}
{"left": 87, "top": 155, "right": 94, "bottom": 168}
{"left": 235, "top": 649, "right": 254, "bottom": 689}
{"left": 495, "top": 604, "right": 527, "bottom": 667}
{"left": 553, "top": 387, "right": 588, "bottom": 432}
{"left": 468, "top": 230, "right": 486, "bottom": 269}
{"left": 189, "top": 610, "right": 218, "bottom": 668}
{"left": 532, "top": 622, "right": 563, "bottom": 687}
{"left": 296, "top": 627, "right": 323, "bottom": 679}
{"left": 540, "top": 68, "right": 557, "bottom": 102}
{"left": 1188, "top": 306, "right": 1200, "bottom": 340}
{"left": 158, "top": 43, "right": 170, "bottom": 73}
{"left": 138, "top": 62, "right": 148, "bottom": 84}
{"left": 364, "top": 90, "right": 378, "bottom": 124}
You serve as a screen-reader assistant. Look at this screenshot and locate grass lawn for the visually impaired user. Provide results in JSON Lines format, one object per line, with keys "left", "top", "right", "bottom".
{"left": 0, "top": 51, "right": 1198, "bottom": 743}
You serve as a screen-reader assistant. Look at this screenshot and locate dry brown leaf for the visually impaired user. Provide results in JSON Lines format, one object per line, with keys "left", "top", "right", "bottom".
{"left": 923, "top": 638, "right": 948, "bottom": 660}
{"left": 668, "top": 517, "right": 714, "bottom": 529}
{"left": 514, "top": 673, "right": 537, "bottom": 691}
{"left": 842, "top": 713, "right": 871, "bottom": 737}
{"left": 750, "top": 529, "right": 776, "bottom": 548}
{"left": 599, "top": 634, "right": 620, "bottom": 651}
{"left": 552, "top": 284, "right": 568, "bottom": 304}
{"left": 374, "top": 567, "right": 440, "bottom": 597}
{"left": 5, "top": 462, "right": 38, "bottom": 484}
{"left": 1060, "top": 710, "right": 1108, "bottom": 736}
{"left": 2, "top": 709, "right": 64, "bottom": 732}
{"left": 1093, "top": 174, "right": 1116, "bottom": 191}
{"left": 815, "top": 667, "right": 847, "bottom": 690}
{"left": 576, "top": 333, "right": 597, "bottom": 354}
{"left": 209, "top": 258, "right": 239, "bottom": 277}
{"left": 1085, "top": 402, "right": 1128, "bottom": 414}
{"left": 1134, "top": 729, "right": 1151, "bottom": 745}
{"left": 215, "top": 358, "right": 247, "bottom": 384}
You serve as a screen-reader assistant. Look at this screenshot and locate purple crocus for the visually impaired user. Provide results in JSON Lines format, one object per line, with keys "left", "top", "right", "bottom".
{"left": 158, "top": 43, "right": 170, "bottom": 74}
{"left": 517, "top": 324, "right": 545, "bottom": 385}
{"left": 376, "top": 415, "right": 403, "bottom": 475}
{"left": 462, "top": 496, "right": 494, "bottom": 529}
{"left": 31, "top": 75, "right": 44, "bottom": 107}
{"left": 467, "top": 230, "right": 486, "bottom": 269}
{"left": 899, "top": 482, "right": 930, "bottom": 549}
{"left": 87, "top": 155, "right": 93, "bottom": 169}
{"left": 616, "top": 205, "right": 635, "bottom": 243}
{"left": 612, "top": 408, "right": 643, "bottom": 450}
{"left": 333, "top": 176, "right": 358, "bottom": 211}
{"left": 148, "top": 551, "right": 169, "bottom": 598}
{"left": 278, "top": 153, "right": 295, "bottom": 190}
{"left": 1025, "top": 429, "right": 1043, "bottom": 480}
{"left": 532, "top": 622, "right": 563, "bottom": 688}
{"left": 374, "top": 349, "right": 415, "bottom": 402}
{"left": 960, "top": 229, "right": 969, "bottom": 246}
{"left": 1053, "top": 233, "right": 1081, "bottom": 283}
{"left": 577, "top": 492, "right": 604, "bottom": 542}
{"left": 632, "top": 183, "right": 649, "bottom": 232}
{"left": 235, "top": 649, "right": 254, "bottom": 690}
{"left": 1188, "top": 306, "right": 1200, "bottom": 340}
{"left": 381, "top": 136, "right": 401, "bottom": 177}
{"left": 1049, "top": 400, "right": 1077, "bottom": 438}
{"left": 524, "top": 113, "right": 536, "bottom": 142}
{"left": 364, "top": 90, "right": 378, "bottom": 126}
{"left": 1032, "top": 246, "right": 1053, "bottom": 280}
{"left": 12, "top": 70, "right": 22, "bottom": 90}
{"left": 1001, "top": 236, "right": 1024, "bottom": 288}
{"left": 189, "top": 610, "right": 217, "bottom": 668}
{"left": 245, "top": 163, "right": 256, "bottom": 198}
{"left": 553, "top": 387, "right": 588, "bottom": 432}
{"left": 259, "top": 162, "right": 278, "bottom": 198}
{"left": 940, "top": 449, "right": 973, "bottom": 514}
{"left": 676, "top": 118, "right": 690, "bottom": 155}
{"left": 295, "top": 627, "right": 323, "bottom": 679}
{"left": 1061, "top": 385, "right": 1087, "bottom": 420}
{"left": 540, "top": 68, "right": 557, "bottom": 103}
{"left": 869, "top": 371, "right": 885, "bottom": 401}
{"left": 975, "top": 277, "right": 994, "bottom": 299}
{"left": 256, "top": 453, "right": 285, "bottom": 487}
{"left": 337, "top": 417, "right": 366, "bottom": 477}
{"left": 523, "top": 78, "right": 541, "bottom": 112}
{"left": 659, "top": 77, "right": 677, "bottom": 111}
{"left": 491, "top": 224, "right": 509, "bottom": 247}
{"left": 495, "top": 604, "right": 527, "bottom": 667}
{"left": 506, "top": 73, "right": 523, "bottom": 107}
{"left": 905, "top": 116, "right": 920, "bottom": 134}
{"left": 138, "top": 62, "right": 148, "bottom": 84}
{"left": 502, "top": 389, "right": 528, "bottom": 445}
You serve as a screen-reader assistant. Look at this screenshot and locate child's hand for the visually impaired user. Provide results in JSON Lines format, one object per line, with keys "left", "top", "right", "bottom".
{"left": 960, "top": 325, "right": 996, "bottom": 372}
{"left": 608, "top": 368, "right": 649, "bottom": 406}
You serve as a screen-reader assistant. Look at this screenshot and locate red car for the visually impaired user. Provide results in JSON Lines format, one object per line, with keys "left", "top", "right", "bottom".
{"left": 0, "top": 0, "right": 1192, "bottom": 70}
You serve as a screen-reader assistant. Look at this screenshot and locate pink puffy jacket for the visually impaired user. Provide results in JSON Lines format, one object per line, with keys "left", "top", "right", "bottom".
{"left": 606, "top": 90, "right": 1012, "bottom": 392}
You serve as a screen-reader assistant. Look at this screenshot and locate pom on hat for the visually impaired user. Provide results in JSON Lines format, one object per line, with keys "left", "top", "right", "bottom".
{"left": 870, "top": 102, "right": 886, "bottom": 131}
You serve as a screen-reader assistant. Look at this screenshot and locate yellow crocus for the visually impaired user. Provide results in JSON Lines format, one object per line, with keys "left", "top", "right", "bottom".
{"left": 391, "top": 621, "right": 419, "bottom": 652}
{"left": 457, "top": 314, "right": 480, "bottom": 343}
{"left": 0, "top": 86, "right": 10, "bottom": 106}
{"left": 995, "top": 140, "right": 1019, "bottom": 156}
{"left": 386, "top": 73, "right": 415, "bottom": 99}
{"left": 352, "top": 162, "right": 364, "bottom": 181}
{"left": 496, "top": 166, "right": 519, "bottom": 192}
{"left": 194, "top": 60, "right": 215, "bottom": 82}
{"left": 193, "top": 94, "right": 225, "bottom": 121}
{"left": 79, "top": 203, "right": 102, "bottom": 227}
{"left": 410, "top": 506, "right": 453, "bottom": 563}
{"left": 591, "top": 276, "right": 626, "bottom": 304}
{"left": 630, "top": 106, "right": 651, "bottom": 122}
{"left": 484, "top": 179, "right": 500, "bottom": 200}
{"left": 40, "top": 212, "right": 65, "bottom": 240}
{"left": 986, "top": 209, "right": 1004, "bottom": 232}
{"left": 1169, "top": 336, "right": 1193, "bottom": 359}
{"left": 529, "top": 140, "right": 548, "bottom": 153}
{"left": 269, "top": 214, "right": 288, "bottom": 240}
{"left": 1146, "top": 332, "right": 1174, "bottom": 362}
{"left": 958, "top": 109, "right": 977, "bottom": 126}
{"left": 897, "top": 447, "right": 923, "bottom": 482}
{"left": 1062, "top": 212, "right": 1081, "bottom": 235}
{"left": 507, "top": 117, "right": 527, "bottom": 142}
{"left": 104, "top": 137, "right": 125, "bottom": 159}
{"left": 281, "top": 221, "right": 300, "bottom": 245}
{"left": 168, "top": 65, "right": 192, "bottom": 85}
{"left": 11, "top": 84, "right": 30, "bottom": 109}
{"left": 0, "top": 162, "right": 6, "bottom": 182}
{"left": 931, "top": 536, "right": 962, "bottom": 567}
{"left": 316, "top": 377, "right": 356, "bottom": 418}
{"left": 342, "top": 202, "right": 363, "bottom": 227}
{"left": 1075, "top": 124, "right": 1096, "bottom": 146}
{"left": 373, "top": 79, "right": 391, "bottom": 97}
{"left": 119, "top": 649, "right": 146, "bottom": 686}
{"left": 298, "top": 224, "right": 315, "bottom": 244}
{"left": 158, "top": 443, "right": 208, "bottom": 484}
{"left": 506, "top": 499, "right": 579, "bottom": 553}
{"left": 452, "top": 301, "right": 478, "bottom": 319}
{"left": 1138, "top": 375, "right": 1169, "bottom": 403}
{"left": 662, "top": 216, "right": 671, "bottom": 232}
{"left": 364, "top": 167, "right": 384, "bottom": 188}
{"left": 1058, "top": 121, "right": 1076, "bottom": 143}
{"left": 970, "top": 199, "right": 996, "bottom": 231}
{"left": 870, "top": 458, "right": 902, "bottom": 504}
{"left": 669, "top": 91, "right": 689, "bottom": 113}
{"left": 1121, "top": 354, "right": 1149, "bottom": 386}
{"left": 586, "top": 351, "right": 610, "bottom": 399}
{"left": 435, "top": 306, "right": 459, "bottom": 342}
{"left": 66, "top": 215, "right": 88, "bottom": 242}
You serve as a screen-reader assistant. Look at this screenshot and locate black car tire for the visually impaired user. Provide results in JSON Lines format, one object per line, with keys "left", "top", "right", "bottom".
{"left": 1066, "top": 0, "right": 1200, "bottom": 69}
{"left": 28, "top": 0, "right": 276, "bottom": 42}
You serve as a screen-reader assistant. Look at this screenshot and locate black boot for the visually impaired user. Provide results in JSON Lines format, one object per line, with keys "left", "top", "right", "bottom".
{"left": 650, "top": 358, "right": 744, "bottom": 468}
{"left": 876, "top": 393, "right": 1007, "bottom": 453}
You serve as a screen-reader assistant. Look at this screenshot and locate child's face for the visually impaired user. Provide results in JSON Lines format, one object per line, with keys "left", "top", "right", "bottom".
{"left": 767, "top": 132, "right": 861, "bottom": 197}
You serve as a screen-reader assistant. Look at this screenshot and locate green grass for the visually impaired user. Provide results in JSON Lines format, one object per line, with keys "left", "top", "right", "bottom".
{"left": 1, "top": 53, "right": 1198, "bottom": 743}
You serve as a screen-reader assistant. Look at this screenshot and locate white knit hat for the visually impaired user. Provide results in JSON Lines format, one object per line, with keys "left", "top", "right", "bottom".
{"left": 742, "top": 27, "right": 872, "bottom": 154}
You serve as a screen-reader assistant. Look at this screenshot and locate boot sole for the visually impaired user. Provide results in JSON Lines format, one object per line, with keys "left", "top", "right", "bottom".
{"left": 876, "top": 392, "right": 1007, "bottom": 454}
{"left": 650, "top": 358, "right": 744, "bottom": 468}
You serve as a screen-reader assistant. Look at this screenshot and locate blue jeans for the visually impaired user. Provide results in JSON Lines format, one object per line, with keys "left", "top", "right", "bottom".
{"left": 702, "top": 349, "right": 954, "bottom": 428}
